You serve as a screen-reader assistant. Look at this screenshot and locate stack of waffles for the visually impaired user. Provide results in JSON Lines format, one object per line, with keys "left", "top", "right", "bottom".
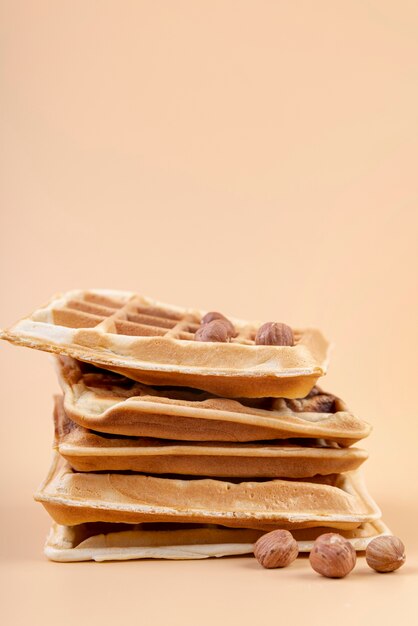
{"left": 0, "top": 289, "right": 388, "bottom": 562}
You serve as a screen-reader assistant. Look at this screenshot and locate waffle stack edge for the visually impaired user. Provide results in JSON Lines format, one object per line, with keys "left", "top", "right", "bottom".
{"left": 0, "top": 290, "right": 388, "bottom": 562}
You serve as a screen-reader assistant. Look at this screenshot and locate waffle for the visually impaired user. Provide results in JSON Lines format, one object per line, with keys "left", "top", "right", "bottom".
{"left": 57, "top": 358, "right": 370, "bottom": 445}
{"left": 55, "top": 397, "right": 367, "bottom": 477}
{"left": 35, "top": 454, "right": 381, "bottom": 530}
{"left": 44, "top": 519, "right": 390, "bottom": 562}
{"left": 0, "top": 289, "right": 330, "bottom": 398}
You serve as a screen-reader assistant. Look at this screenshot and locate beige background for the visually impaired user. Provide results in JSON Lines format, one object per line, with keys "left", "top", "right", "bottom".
{"left": 1, "top": 1, "right": 417, "bottom": 624}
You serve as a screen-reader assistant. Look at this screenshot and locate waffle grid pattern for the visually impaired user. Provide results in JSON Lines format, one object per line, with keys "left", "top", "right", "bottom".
{"left": 54, "top": 292, "right": 302, "bottom": 345}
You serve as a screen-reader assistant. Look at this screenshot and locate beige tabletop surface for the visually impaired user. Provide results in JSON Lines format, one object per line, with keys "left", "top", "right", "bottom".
{"left": 1, "top": 1, "right": 418, "bottom": 624}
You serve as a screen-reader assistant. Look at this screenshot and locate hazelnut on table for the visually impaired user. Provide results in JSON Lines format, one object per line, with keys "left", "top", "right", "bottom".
{"left": 366, "top": 536, "right": 406, "bottom": 573}
{"left": 254, "top": 529, "right": 299, "bottom": 569}
{"left": 309, "top": 533, "right": 356, "bottom": 578}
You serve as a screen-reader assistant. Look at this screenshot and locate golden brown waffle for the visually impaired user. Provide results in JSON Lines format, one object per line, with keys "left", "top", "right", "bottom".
{"left": 54, "top": 396, "right": 367, "bottom": 477}
{"left": 44, "top": 519, "right": 391, "bottom": 562}
{"left": 0, "top": 289, "right": 330, "bottom": 397}
{"left": 57, "top": 358, "right": 370, "bottom": 445}
{"left": 35, "top": 454, "right": 381, "bottom": 530}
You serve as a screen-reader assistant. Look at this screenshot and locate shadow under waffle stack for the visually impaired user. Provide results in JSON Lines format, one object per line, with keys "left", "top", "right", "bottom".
{"left": 0, "top": 289, "right": 330, "bottom": 397}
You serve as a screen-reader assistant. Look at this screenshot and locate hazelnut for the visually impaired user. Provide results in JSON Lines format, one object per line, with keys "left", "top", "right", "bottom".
{"left": 255, "top": 322, "right": 294, "bottom": 346}
{"left": 194, "top": 320, "right": 230, "bottom": 343}
{"left": 366, "top": 536, "right": 406, "bottom": 573}
{"left": 201, "top": 311, "right": 227, "bottom": 325}
{"left": 309, "top": 533, "right": 356, "bottom": 578}
{"left": 254, "top": 529, "right": 299, "bottom": 569}
{"left": 201, "top": 311, "right": 237, "bottom": 338}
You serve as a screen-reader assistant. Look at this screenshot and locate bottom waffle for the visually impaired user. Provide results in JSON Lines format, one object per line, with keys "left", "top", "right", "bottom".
{"left": 45, "top": 519, "right": 390, "bottom": 562}
{"left": 35, "top": 454, "right": 381, "bottom": 530}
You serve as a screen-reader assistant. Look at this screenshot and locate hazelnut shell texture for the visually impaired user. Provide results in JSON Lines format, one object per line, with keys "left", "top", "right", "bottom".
{"left": 255, "top": 322, "right": 294, "bottom": 346}
{"left": 200, "top": 311, "right": 237, "bottom": 338}
{"left": 309, "top": 533, "right": 356, "bottom": 578}
{"left": 366, "top": 536, "right": 406, "bottom": 573}
{"left": 194, "top": 319, "right": 230, "bottom": 342}
{"left": 254, "top": 529, "right": 299, "bottom": 569}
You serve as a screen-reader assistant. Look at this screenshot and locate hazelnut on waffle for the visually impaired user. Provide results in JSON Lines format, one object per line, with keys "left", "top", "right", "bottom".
{"left": 35, "top": 454, "right": 381, "bottom": 531}
{"left": 0, "top": 289, "right": 330, "bottom": 397}
{"left": 54, "top": 396, "right": 367, "bottom": 477}
{"left": 56, "top": 357, "right": 370, "bottom": 445}
{"left": 44, "top": 519, "right": 391, "bottom": 562}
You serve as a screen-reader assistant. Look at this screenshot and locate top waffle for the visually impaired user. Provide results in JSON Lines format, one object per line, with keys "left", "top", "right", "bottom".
{"left": 0, "top": 289, "right": 330, "bottom": 398}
